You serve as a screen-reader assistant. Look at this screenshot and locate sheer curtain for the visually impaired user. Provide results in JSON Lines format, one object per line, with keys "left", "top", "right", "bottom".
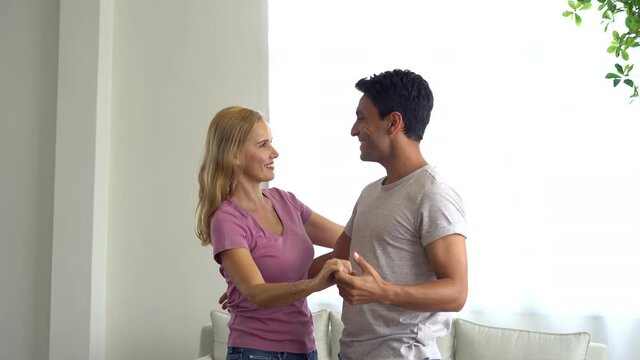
{"left": 268, "top": 1, "right": 640, "bottom": 359}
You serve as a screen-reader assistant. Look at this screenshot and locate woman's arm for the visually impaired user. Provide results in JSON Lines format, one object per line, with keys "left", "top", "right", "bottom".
{"left": 220, "top": 247, "right": 350, "bottom": 309}
{"left": 303, "top": 211, "right": 344, "bottom": 248}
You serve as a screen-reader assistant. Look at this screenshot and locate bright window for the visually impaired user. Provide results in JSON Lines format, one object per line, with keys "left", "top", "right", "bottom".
{"left": 269, "top": 2, "right": 640, "bottom": 359}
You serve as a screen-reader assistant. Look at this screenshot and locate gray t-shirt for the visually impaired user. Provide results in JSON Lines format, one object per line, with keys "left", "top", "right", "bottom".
{"left": 339, "top": 165, "right": 466, "bottom": 360}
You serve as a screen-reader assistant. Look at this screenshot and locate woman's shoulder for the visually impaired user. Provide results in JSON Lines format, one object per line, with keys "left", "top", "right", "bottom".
{"left": 263, "top": 186, "right": 295, "bottom": 201}
{"left": 213, "top": 198, "right": 248, "bottom": 222}
{"left": 263, "top": 187, "right": 306, "bottom": 210}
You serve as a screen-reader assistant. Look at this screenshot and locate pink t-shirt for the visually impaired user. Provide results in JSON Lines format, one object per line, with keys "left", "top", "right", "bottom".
{"left": 211, "top": 187, "right": 315, "bottom": 353}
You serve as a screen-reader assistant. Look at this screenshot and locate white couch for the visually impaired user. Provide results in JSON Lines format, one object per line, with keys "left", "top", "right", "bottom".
{"left": 197, "top": 309, "right": 608, "bottom": 360}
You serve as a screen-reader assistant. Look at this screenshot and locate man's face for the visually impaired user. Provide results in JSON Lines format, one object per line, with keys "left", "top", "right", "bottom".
{"left": 351, "top": 95, "right": 390, "bottom": 162}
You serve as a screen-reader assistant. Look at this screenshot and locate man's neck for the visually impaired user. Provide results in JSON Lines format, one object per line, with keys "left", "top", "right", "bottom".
{"left": 382, "top": 151, "right": 427, "bottom": 185}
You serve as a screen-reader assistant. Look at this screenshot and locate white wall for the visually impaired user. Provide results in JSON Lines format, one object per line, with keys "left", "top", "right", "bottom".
{"left": 106, "top": 1, "right": 268, "bottom": 359}
{"left": 0, "top": 0, "right": 267, "bottom": 359}
{"left": 0, "top": 0, "right": 58, "bottom": 359}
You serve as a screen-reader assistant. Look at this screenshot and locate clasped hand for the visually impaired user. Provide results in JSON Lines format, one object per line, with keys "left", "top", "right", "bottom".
{"left": 334, "top": 251, "right": 387, "bottom": 305}
{"left": 314, "top": 258, "right": 353, "bottom": 291}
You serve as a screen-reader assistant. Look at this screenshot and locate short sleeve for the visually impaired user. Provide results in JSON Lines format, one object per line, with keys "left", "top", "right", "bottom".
{"left": 420, "top": 184, "right": 467, "bottom": 247}
{"left": 344, "top": 200, "right": 359, "bottom": 239}
{"left": 210, "top": 204, "right": 252, "bottom": 264}
{"left": 268, "top": 187, "right": 312, "bottom": 223}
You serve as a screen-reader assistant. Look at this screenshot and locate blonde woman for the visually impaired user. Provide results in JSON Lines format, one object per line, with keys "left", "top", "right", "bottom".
{"left": 196, "top": 106, "right": 350, "bottom": 360}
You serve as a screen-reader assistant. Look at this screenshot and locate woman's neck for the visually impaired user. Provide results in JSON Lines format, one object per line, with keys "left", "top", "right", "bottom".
{"left": 230, "top": 181, "right": 268, "bottom": 211}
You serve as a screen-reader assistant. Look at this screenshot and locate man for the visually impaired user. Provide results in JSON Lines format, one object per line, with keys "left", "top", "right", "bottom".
{"left": 331, "top": 69, "right": 468, "bottom": 360}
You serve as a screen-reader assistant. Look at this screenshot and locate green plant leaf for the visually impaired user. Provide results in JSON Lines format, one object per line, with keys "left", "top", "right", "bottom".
{"left": 564, "top": 0, "right": 640, "bottom": 103}
{"left": 624, "top": 36, "right": 636, "bottom": 46}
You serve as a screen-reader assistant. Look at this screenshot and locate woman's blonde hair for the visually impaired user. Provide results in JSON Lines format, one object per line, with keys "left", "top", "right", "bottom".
{"left": 195, "top": 106, "right": 264, "bottom": 246}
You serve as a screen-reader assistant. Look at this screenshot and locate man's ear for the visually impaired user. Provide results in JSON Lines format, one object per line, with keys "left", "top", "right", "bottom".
{"left": 387, "top": 112, "right": 404, "bottom": 135}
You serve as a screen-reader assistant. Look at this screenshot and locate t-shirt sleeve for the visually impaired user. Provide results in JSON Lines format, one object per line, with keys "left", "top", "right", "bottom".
{"left": 420, "top": 184, "right": 467, "bottom": 247}
{"left": 210, "top": 207, "right": 252, "bottom": 264}
{"left": 275, "top": 188, "right": 312, "bottom": 223}
{"left": 344, "top": 199, "right": 359, "bottom": 239}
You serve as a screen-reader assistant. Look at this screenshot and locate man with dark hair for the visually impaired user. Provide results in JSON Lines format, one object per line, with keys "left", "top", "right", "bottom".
{"left": 331, "top": 69, "right": 468, "bottom": 360}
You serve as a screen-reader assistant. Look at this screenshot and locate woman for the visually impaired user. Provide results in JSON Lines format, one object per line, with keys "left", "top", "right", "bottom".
{"left": 195, "top": 106, "right": 349, "bottom": 360}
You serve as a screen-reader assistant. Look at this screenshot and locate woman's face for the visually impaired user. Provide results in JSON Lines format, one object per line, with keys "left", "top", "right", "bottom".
{"left": 236, "top": 119, "right": 279, "bottom": 184}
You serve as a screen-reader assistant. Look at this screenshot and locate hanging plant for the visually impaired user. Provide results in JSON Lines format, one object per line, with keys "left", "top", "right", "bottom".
{"left": 564, "top": 0, "right": 640, "bottom": 102}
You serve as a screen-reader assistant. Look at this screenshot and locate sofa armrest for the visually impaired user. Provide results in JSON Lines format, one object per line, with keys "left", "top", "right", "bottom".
{"left": 587, "top": 342, "right": 608, "bottom": 360}
{"left": 198, "top": 325, "right": 214, "bottom": 358}
{"left": 200, "top": 310, "right": 334, "bottom": 359}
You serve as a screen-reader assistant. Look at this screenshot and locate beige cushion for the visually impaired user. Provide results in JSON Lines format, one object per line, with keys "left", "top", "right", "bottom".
{"left": 209, "top": 309, "right": 331, "bottom": 360}
{"left": 436, "top": 325, "right": 455, "bottom": 360}
{"left": 313, "top": 309, "right": 331, "bottom": 360}
{"left": 453, "top": 318, "right": 591, "bottom": 360}
{"left": 209, "top": 310, "right": 230, "bottom": 360}
{"left": 328, "top": 310, "right": 344, "bottom": 360}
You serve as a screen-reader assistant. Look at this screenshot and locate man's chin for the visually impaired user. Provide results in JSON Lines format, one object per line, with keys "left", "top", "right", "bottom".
{"left": 359, "top": 152, "right": 374, "bottom": 162}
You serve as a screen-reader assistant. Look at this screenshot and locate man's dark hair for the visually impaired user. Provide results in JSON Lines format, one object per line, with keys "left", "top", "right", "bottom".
{"left": 355, "top": 69, "right": 434, "bottom": 141}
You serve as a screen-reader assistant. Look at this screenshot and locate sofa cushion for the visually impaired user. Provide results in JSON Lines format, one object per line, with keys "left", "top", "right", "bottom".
{"left": 436, "top": 325, "right": 455, "bottom": 360}
{"left": 328, "top": 310, "right": 344, "bottom": 360}
{"left": 209, "top": 309, "right": 331, "bottom": 360}
{"left": 209, "top": 310, "right": 230, "bottom": 360}
{"left": 453, "top": 318, "right": 591, "bottom": 360}
{"left": 312, "top": 309, "right": 331, "bottom": 360}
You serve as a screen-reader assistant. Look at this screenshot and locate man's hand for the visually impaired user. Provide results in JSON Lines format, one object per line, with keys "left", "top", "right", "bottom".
{"left": 334, "top": 251, "right": 388, "bottom": 305}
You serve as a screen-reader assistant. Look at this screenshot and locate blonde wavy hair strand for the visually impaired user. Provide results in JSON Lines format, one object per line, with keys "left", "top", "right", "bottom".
{"left": 195, "top": 106, "right": 263, "bottom": 246}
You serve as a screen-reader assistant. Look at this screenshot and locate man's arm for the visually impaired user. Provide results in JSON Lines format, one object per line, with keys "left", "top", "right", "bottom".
{"left": 335, "top": 233, "right": 467, "bottom": 312}
{"left": 308, "top": 231, "right": 352, "bottom": 278}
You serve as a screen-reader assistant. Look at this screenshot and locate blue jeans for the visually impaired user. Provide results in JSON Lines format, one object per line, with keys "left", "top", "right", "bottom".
{"left": 338, "top": 355, "right": 437, "bottom": 360}
{"left": 227, "top": 347, "right": 318, "bottom": 360}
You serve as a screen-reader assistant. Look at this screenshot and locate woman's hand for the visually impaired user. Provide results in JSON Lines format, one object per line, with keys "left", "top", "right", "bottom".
{"left": 311, "top": 258, "right": 353, "bottom": 292}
